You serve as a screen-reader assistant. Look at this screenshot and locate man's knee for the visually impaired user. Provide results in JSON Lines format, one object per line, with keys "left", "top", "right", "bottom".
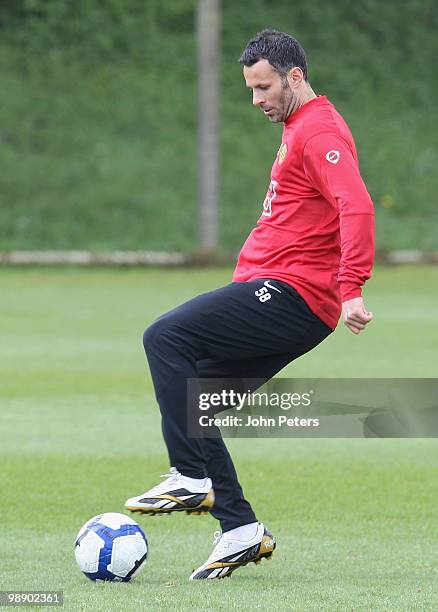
{"left": 143, "top": 318, "right": 165, "bottom": 353}
{"left": 143, "top": 313, "right": 178, "bottom": 354}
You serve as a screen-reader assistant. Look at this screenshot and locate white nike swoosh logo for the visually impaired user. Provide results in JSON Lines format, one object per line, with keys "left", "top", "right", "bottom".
{"left": 263, "top": 280, "right": 282, "bottom": 293}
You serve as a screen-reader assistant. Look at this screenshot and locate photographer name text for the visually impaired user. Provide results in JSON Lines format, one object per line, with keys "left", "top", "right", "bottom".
{"left": 198, "top": 414, "right": 319, "bottom": 428}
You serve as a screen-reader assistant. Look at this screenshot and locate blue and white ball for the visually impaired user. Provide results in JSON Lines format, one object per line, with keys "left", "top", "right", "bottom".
{"left": 74, "top": 513, "right": 148, "bottom": 582}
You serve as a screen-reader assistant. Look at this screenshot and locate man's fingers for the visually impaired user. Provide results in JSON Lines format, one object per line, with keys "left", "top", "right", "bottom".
{"left": 344, "top": 319, "right": 368, "bottom": 334}
{"left": 349, "top": 314, "right": 370, "bottom": 325}
{"left": 345, "top": 310, "right": 374, "bottom": 326}
{"left": 350, "top": 309, "right": 372, "bottom": 320}
{"left": 345, "top": 322, "right": 361, "bottom": 334}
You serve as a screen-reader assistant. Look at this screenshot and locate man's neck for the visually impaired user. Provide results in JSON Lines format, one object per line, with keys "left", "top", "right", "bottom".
{"left": 286, "top": 84, "right": 317, "bottom": 120}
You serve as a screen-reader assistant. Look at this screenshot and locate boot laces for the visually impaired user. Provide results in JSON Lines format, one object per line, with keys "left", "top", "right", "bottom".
{"left": 146, "top": 467, "right": 181, "bottom": 495}
{"left": 160, "top": 466, "right": 181, "bottom": 481}
{"left": 211, "top": 531, "right": 231, "bottom": 556}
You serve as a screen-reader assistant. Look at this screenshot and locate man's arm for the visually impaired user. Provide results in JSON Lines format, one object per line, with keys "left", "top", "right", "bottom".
{"left": 303, "top": 132, "right": 375, "bottom": 334}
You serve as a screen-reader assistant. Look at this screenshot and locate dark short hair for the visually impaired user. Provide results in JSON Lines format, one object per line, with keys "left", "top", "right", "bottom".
{"left": 239, "top": 29, "right": 308, "bottom": 81}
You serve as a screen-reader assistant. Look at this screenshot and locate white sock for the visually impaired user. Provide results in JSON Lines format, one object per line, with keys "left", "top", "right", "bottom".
{"left": 181, "top": 474, "right": 208, "bottom": 488}
{"left": 223, "top": 522, "right": 259, "bottom": 541}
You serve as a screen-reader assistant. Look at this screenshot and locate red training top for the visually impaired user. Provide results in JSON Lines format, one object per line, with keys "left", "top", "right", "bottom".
{"left": 233, "top": 95, "right": 375, "bottom": 330}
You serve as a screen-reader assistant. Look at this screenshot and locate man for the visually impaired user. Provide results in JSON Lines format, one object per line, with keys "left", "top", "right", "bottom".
{"left": 125, "top": 29, "right": 374, "bottom": 580}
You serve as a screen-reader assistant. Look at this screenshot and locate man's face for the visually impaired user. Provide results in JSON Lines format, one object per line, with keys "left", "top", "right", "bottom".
{"left": 243, "top": 59, "right": 294, "bottom": 123}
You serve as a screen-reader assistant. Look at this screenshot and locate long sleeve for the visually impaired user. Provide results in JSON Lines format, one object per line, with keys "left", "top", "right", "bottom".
{"left": 303, "top": 132, "right": 375, "bottom": 301}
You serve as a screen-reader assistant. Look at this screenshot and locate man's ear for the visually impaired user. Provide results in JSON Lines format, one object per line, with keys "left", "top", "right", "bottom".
{"left": 287, "top": 66, "right": 304, "bottom": 88}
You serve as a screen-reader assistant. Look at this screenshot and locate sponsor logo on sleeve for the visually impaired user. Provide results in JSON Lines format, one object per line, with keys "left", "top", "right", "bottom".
{"left": 325, "top": 150, "right": 340, "bottom": 164}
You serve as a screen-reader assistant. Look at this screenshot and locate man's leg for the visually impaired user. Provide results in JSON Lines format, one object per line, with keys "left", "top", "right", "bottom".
{"left": 126, "top": 279, "right": 331, "bottom": 516}
{"left": 188, "top": 349, "right": 325, "bottom": 580}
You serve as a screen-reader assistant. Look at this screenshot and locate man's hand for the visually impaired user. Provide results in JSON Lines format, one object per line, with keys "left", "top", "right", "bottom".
{"left": 342, "top": 297, "right": 373, "bottom": 334}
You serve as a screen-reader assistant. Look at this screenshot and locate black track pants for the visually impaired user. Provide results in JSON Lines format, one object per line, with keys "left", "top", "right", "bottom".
{"left": 143, "top": 279, "right": 333, "bottom": 532}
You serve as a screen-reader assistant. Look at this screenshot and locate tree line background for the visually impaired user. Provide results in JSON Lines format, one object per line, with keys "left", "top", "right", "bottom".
{"left": 0, "top": 0, "right": 437, "bottom": 252}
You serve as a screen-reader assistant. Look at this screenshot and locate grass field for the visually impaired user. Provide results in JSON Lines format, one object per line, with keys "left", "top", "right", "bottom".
{"left": 1, "top": 266, "right": 437, "bottom": 611}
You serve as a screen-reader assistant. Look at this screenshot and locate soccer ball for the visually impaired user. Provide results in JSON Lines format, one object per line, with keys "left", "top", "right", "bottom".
{"left": 74, "top": 512, "right": 148, "bottom": 582}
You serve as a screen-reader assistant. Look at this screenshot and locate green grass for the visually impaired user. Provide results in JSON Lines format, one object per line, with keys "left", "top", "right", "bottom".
{"left": 1, "top": 266, "right": 438, "bottom": 610}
